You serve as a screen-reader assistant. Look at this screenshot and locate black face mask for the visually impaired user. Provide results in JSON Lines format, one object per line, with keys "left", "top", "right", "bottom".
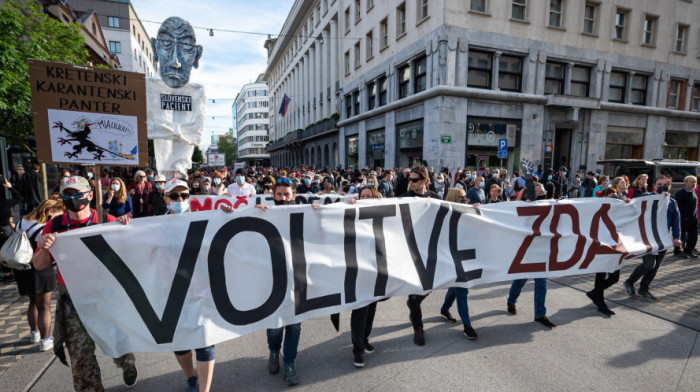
{"left": 536, "top": 195, "right": 547, "bottom": 200}
{"left": 274, "top": 199, "right": 295, "bottom": 206}
{"left": 264, "top": 184, "right": 273, "bottom": 189}
{"left": 342, "top": 186, "right": 350, "bottom": 192}
{"left": 656, "top": 186, "right": 669, "bottom": 194}
{"left": 65, "top": 197, "right": 90, "bottom": 212}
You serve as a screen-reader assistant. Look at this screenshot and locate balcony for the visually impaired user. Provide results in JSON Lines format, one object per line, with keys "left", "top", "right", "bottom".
{"left": 302, "top": 117, "right": 337, "bottom": 139}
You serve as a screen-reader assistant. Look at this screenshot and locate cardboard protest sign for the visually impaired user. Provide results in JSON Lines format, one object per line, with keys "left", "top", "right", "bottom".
{"left": 28, "top": 59, "right": 148, "bottom": 166}
{"left": 50, "top": 195, "right": 671, "bottom": 357}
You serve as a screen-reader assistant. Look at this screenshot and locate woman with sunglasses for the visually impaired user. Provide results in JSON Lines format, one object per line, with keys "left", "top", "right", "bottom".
{"left": 103, "top": 177, "right": 132, "bottom": 218}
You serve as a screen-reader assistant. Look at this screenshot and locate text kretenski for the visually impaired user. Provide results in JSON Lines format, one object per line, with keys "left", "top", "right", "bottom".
{"left": 161, "top": 94, "right": 192, "bottom": 111}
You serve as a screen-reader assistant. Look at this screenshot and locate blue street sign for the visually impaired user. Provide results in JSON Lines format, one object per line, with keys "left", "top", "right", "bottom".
{"left": 498, "top": 138, "right": 508, "bottom": 159}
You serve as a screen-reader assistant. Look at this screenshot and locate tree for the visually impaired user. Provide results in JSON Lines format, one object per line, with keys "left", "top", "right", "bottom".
{"left": 216, "top": 128, "right": 238, "bottom": 166}
{"left": 0, "top": 0, "right": 90, "bottom": 150}
{"left": 192, "top": 145, "right": 204, "bottom": 164}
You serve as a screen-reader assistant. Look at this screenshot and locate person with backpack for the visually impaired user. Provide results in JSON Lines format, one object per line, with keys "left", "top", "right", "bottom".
{"left": 14, "top": 198, "right": 65, "bottom": 350}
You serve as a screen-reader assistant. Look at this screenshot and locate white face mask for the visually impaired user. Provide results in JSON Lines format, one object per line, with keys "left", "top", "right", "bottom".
{"left": 213, "top": 178, "right": 221, "bottom": 185}
{"left": 111, "top": 184, "right": 121, "bottom": 191}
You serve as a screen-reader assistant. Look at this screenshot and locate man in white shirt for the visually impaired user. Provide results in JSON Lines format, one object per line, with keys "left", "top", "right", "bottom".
{"left": 226, "top": 169, "right": 256, "bottom": 197}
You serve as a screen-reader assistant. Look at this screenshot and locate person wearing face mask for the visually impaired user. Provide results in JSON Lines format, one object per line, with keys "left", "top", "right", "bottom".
{"left": 340, "top": 180, "right": 351, "bottom": 195}
{"left": 348, "top": 175, "right": 365, "bottom": 195}
{"left": 128, "top": 170, "right": 152, "bottom": 218}
{"left": 146, "top": 175, "right": 168, "bottom": 216}
{"left": 296, "top": 173, "right": 316, "bottom": 194}
{"left": 209, "top": 171, "right": 229, "bottom": 195}
{"left": 226, "top": 168, "right": 256, "bottom": 197}
{"left": 486, "top": 169, "right": 501, "bottom": 190}
{"left": 378, "top": 170, "right": 394, "bottom": 198}
{"left": 365, "top": 176, "right": 378, "bottom": 189}
{"left": 430, "top": 173, "right": 447, "bottom": 198}
{"left": 11, "top": 164, "right": 26, "bottom": 215}
{"left": 200, "top": 177, "right": 212, "bottom": 195}
{"left": 623, "top": 175, "right": 681, "bottom": 302}
{"left": 547, "top": 166, "right": 569, "bottom": 199}
{"left": 146, "top": 170, "right": 155, "bottom": 186}
{"left": 465, "top": 176, "right": 485, "bottom": 206}
{"left": 453, "top": 172, "right": 468, "bottom": 191}
{"left": 258, "top": 176, "right": 275, "bottom": 194}
{"left": 32, "top": 176, "right": 139, "bottom": 390}
{"left": 103, "top": 177, "right": 132, "bottom": 218}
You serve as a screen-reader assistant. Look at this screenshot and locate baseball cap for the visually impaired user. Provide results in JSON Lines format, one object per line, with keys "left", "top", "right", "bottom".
{"left": 558, "top": 166, "right": 567, "bottom": 172}
{"left": 165, "top": 178, "right": 189, "bottom": 193}
{"left": 60, "top": 176, "right": 90, "bottom": 192}
{"left": 154, "top": 174, "right": 166, "bottom": 182}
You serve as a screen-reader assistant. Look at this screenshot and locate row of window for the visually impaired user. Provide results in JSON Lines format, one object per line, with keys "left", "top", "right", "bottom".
{"left": 239, "top": 148, "right": 267, "bottom": 156}
{"left": 239, "top": 112, "right": 270, "bottom": 122}
{"left": 239, "top": 135, "right": 270, "bottom": 145}
{"left": 238, "top": 124, "right": 270, "bottom": 134}
{"left": 344, "top": 49, "right": 700, "bottom": 119}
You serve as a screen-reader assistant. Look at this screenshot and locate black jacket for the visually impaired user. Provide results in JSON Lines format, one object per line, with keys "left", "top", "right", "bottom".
{"left": 674, "top": 187, "right": 698, "bottom": 222}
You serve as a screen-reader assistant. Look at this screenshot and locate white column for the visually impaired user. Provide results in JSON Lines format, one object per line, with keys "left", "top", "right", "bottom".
{"left": 322, "top": 29, "right": 330, "bottom": 118}
{"left": 303, "top": 53, "right": 309, "bottom": 127}
{"left": 492, "top": 51, "right": 502, "bottom": 91}
{"left": 310, "top": 44, "right": 316, "bottom": 122}
{"left": 330, "top": 19, "right": 338, "bottom": 116}
{"left": 315, "top": 39, "right": 322, "bottom": 120}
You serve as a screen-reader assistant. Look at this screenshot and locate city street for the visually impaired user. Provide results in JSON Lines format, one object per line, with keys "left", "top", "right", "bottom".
{"left": 1, "top": 253, "right": 698, "bottom": 391}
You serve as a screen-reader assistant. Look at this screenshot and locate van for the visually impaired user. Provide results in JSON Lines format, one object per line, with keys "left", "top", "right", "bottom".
{"left": 596, "top": 159, "right": 700, "bottom": 191}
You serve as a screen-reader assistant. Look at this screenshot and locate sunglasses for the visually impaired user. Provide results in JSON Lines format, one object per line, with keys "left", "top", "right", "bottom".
{"left": 409, "top": 177, "right": 423, "bottom": 182}
{"left": 60, "top": 191, "right": 90, "bottom": 200}
{"left": 167, "top": 193, "right": 190, "bottom": 201}
{"left": 276, "top": 178, "right": 292, "bottom": 185}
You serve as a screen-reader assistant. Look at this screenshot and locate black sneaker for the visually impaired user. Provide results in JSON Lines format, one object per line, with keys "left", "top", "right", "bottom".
{"left": 268, "top": 351, "right": 280, "bottom": 374}
{"left": 353, "top": 353, "right": 365, "bottom": 368}
{"left": 586, "top": 291, "right": 602, "bottom": 307}
{"left": 534, "top": 316, "right": 556, "bottom": 328}
{"left": 413, "top": 326, "right": 425, "bottom": 346}
{"left": 440, "top": 310, "right": 457, "bottom": 323}
{"left": 639, "top": 291, "right": 659, "bottom": 302}
{"left": 507, "top": 303, "right": 516, "bottom": 315}
{"left": 185, "top": 375, "right": 198, "bottom": 392}
{"left": 685, "top": 252, "right": 698, "bottom": 259}
{"left": 623, "top": 281, "right": 638, "bottom": 299}
{"left": 597, "top": 306, "right": 614, "bottom": 317}
{"left": 677, "top": 253, "right": 689, "bottom": 259}
{"left": 283, "top": 364, "right": 299, "bottom": 386}
{"left": 363, "top": 341, "right": 374, "bottom": 353}
{"left": 122, "top": 365, "right": 138, "bottom": 388}
{"left": 463, "top": 327, "right": 478, "bottom": 340}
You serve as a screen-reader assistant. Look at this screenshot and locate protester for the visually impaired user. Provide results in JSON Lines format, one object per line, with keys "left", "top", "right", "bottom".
{"left": 103, "top": 177, "right": 132, "bottom": 218}
{"left": 465, "top": 176, "right": 485, "bottom": 205}
{"left": 592, "top": 175, "right": 608, "bottom": 197}
{"left": 401, "top": 166, "right": 441, "bottom": 345}
{"left": 23, "top": 163, "right": 42, "bottom": 213}
{"left": 430, "top": 172, "right": 447, "bottom": 198}
{"left": 623, "top": 175, "right": 681, "bottom": 302}
{"left": 610, "top": 177, "right": 630, "bottom": 201}
{"left": 507, "top": 182, "right": 557, "bottom": 328}
{"left": 14, "top": 198, "right": 65, "bottom": 349}
{"left": 11, "top": 164, "right": 26, "bottom": 215}
{"left": 569, "top": 173, "right": 581, "bottom": 198}
{"left": 128, "top": 170, "right": 152, "bottom": 218}
{"left": 147, "top": 174, "right": 168, "bottom": 216}
{"left": 485, "top": 184, "right": 503, "bottom": 204}
{"left": 674, "top": 175, "right": 698, "bottom": 259}
{"left": 445, "top": 188, "right": 466, "bottom": 204}
{"left": 227, "top": 169, "right": 256, "bottom": 196}
{"left": 582, "top": 171, "right": 598, "bottom": 197}
{"left": 209, "top": 172, "right": 228, "bottom": 195}
{"left": 32, "top": 176, "right": 138, "bottom": 390}
{"left": 0, "top": 178, "right": 21, "bottom": 283}
{"left": 627, "top": 174, "right": 648, "bottom": 199}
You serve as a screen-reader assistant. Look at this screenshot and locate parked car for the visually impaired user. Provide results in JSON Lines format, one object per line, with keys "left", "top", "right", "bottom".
{"left": 596, "top": 159, "right": 700, "bottom": 191}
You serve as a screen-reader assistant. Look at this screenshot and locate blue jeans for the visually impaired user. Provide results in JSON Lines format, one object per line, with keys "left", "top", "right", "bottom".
{"left": 267, "top": 323, "right": 301, "bottom": 365}
{"left": 440, "top": 287, "right": 472, "bottom": 328}
{"left": 507, "top": 278, "right": 547, "bottom": 319}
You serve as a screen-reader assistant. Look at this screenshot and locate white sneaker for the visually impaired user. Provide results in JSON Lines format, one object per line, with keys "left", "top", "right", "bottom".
{"left": 40, "top": 337, "right": 54, "bottom": 352}
{"left": 30, "top": 330, "right": 41, "bottom": 343}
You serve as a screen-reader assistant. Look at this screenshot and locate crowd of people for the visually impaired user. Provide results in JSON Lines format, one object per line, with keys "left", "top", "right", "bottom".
{"left": 0, "top": 160, "right": 697, "bottom": 391}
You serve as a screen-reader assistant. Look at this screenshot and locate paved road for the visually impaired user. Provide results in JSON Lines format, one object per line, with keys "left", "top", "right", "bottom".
{"left": 0, "top": 253, "right": 698, "bottom": 391}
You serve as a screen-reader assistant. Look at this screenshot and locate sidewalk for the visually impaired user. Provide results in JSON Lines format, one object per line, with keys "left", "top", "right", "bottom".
{"left": 0, "top": 252, "right": 698, "bottom": 391}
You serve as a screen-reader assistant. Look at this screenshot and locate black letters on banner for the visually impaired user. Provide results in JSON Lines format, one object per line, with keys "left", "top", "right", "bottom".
{"left": 343, "top": 208, "right": 358, "bottom": 303}
{"left": 358, "top": 205, "right": 397, "bottom": 296}
{"left": 208, "top": 217, "right": 287, "bottom": 325}
{"left": 399, "top": 203, "right": 449, "bottom": 290}
{"left": 447, "top": 204, "right": 482, "bottom": 282}
{"left": 291, "top": 213, "right": 342, "bottom": 315}
{"left": 81, "top": 220, "right": 208, "bottom": 344}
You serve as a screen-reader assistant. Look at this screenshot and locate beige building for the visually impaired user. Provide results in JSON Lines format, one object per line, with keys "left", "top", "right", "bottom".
{"left": 234, "top": 74, "right": 271, "bottom": 166}
{"left": 266, "top": 0, "right": 700, "bottom": 173}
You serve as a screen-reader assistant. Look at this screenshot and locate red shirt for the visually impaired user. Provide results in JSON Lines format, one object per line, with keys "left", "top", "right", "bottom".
{"left": 36, "top": 209, "right": 115, "bottom": 287}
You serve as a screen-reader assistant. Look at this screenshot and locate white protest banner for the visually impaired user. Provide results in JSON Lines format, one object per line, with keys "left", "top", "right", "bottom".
{"left": 189, "top": 193, "right": 352, "bottom": 212}
{"left": 50, "top": 195, "right": 671, "bottom": 357}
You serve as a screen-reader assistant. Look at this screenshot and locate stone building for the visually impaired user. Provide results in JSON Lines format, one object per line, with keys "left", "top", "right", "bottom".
{"left": 234, "top": 74, "right": 271, "bottom": 166}
{"left": 265, "top": 0, "right": 700, "bottom": 173}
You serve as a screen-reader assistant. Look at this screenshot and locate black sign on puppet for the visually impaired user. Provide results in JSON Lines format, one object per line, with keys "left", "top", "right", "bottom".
{"left": 161, "top": 94, "right": 192, "bottom": 111}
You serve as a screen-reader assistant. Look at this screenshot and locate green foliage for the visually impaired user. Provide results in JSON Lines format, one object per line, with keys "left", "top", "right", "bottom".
{"left": 192, "top": 145, "right": 204, "bottom": 164}
{"left": 0, "top": 0, "right": 90, "bottom": 148}
{"left": 216, "top": 129, "right": 238, "bottom": 166}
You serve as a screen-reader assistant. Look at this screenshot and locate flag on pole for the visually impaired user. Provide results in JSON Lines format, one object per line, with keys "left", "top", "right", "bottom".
{"left": 278, "top": 94, "right": 291, "bottom": 117}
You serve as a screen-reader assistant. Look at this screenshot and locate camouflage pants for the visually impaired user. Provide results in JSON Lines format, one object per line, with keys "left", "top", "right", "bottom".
{"left": 61, "top": 295, "right": 135, "bottom": 392}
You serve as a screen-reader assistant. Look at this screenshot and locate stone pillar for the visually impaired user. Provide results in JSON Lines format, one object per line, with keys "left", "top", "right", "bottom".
{"left": 408, "top": 59, "right": 415, "bottom": 95}
{"left": 315, "top": 38, "right": 322, "bottom": 119}
{"left": 564, "top": 62, "right": 574, "bottom": 95}
{"left": 683, "top": 76, "right": 694, "bottom": 111}
{"left": 374, "top": 77, "right": 381, "bottom": 108}
{"left": 303, "top": 53, "right": 309, "bottom": 127}
{"left": 384, "top": 110, "right": 396, "bottom": 168}
{"left": 535, "top": 50, "right": 547, "bottom": 95}
{"left": 624, "top": 72, "right": 634, "bottom": 105}
{"left": 601, "top": 61, "right": 612, "bottom": 102}
{"left": 330, "top": 19, "right": 338, "bottom": 115}
{"left": 492, "top": 51, "right": 501, "bottom": 91}
{"left": 322, "top": 29, "right": 330, "bottom": 118}
{"left": 310, "top": 44, "right": 316, "bottom": 122}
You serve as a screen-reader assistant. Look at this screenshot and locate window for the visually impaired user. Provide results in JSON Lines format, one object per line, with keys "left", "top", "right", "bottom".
{"left": 418, "top": 0, "right": 429, "bottom": 21}
{"left": 693, "top": 83, "right": 700, "bottom": 112}
{"left": 344, "top": 50, "right": 350, "bottom": 74}
{"left": 378, "top": 77, "right": 388, "bottom": 106}
{"left": 570, "top": 66, "right": 590, "bottom": 97}
{"left": 642, "top": 15, "right": 657, "bottom": 45}
{"left": 614, "top": 9, "right": 628, "bottom": 40}
{"left": 582, "top": 3, "right": 597, "bottom": 34}
{"left": 675, "top": 24, "right": 689, "bottom": 53}
{"left": 630, "top": 74, "right": 647, "bottom": 105}
{"left": 109, "top": 41, "right": 121, "bottom": 53}
{"left": 414, "top": 56, "right": 427, "bottom": 93}
{"left": 355, "top": 0, "right": 361, "bottom": 23}
{"left": 549, "top": 0, "right": 563, "bottom": 28}
{"left": 544, "top": 62, "right": 565, "bottom": 94}
{"left": 353, "top": 90, "right": 360, "bottom": 115}
{"left": 667, "top": 80, "right": 683, "bottom": 109}
{"left": 366, "top": 30, "right": 373, "bottom": 59}
{"left": 398, "top": 64, "right": 410, "bottom": 98}
{"left": 468, "top": 51, "right": 492, "bottom": 89}
{"left": 380, "top": 18, "right": 389, "bottom": 49}
{"left": 367, "top": 81, "right": 376, "bottom": 110}
{"left": 470, "top": 0, "right": 487, "bottom": 13}
{"left": 367, "top": 0, "right": 374, "bottom": 11}
{"left": 323, "top": 0, "right": 328, "bottom": 15}
{"left": 108, "top": 16, "right": 119, "bottom": 28}
{"left": 511, "top": 0, "right": 526, "bottom": 21}
{"left": 344, "top": 8, "right": 351, "bottom": 34}
{"left": 345, "top": 93, "right": 353, "bottom": 118}
{"left": 132, "top": 25, "right": 135, "bottom": 36}
{"left": 498, "top": 55, "right": 522, "bottom": 92}
{"left": 608, "top": 71, "right": 626, "bottom": 103}
{"left": 354, "top": 41, "right": 361, "bottom": 68}
{"left": 396, "top": 3, "right": 406, "bottom": 37}
{"left": 664, "top": 131, "right": 699, "bottom": 160}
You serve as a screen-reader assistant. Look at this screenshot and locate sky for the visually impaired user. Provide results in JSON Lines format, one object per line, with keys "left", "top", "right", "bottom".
{"left": 131, "top": 0, "right": 295, "bottom": 151}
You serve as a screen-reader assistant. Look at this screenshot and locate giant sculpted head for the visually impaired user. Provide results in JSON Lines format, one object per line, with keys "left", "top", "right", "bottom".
{"left": 151, "top": 17, "right": 203, "bottom": 88}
